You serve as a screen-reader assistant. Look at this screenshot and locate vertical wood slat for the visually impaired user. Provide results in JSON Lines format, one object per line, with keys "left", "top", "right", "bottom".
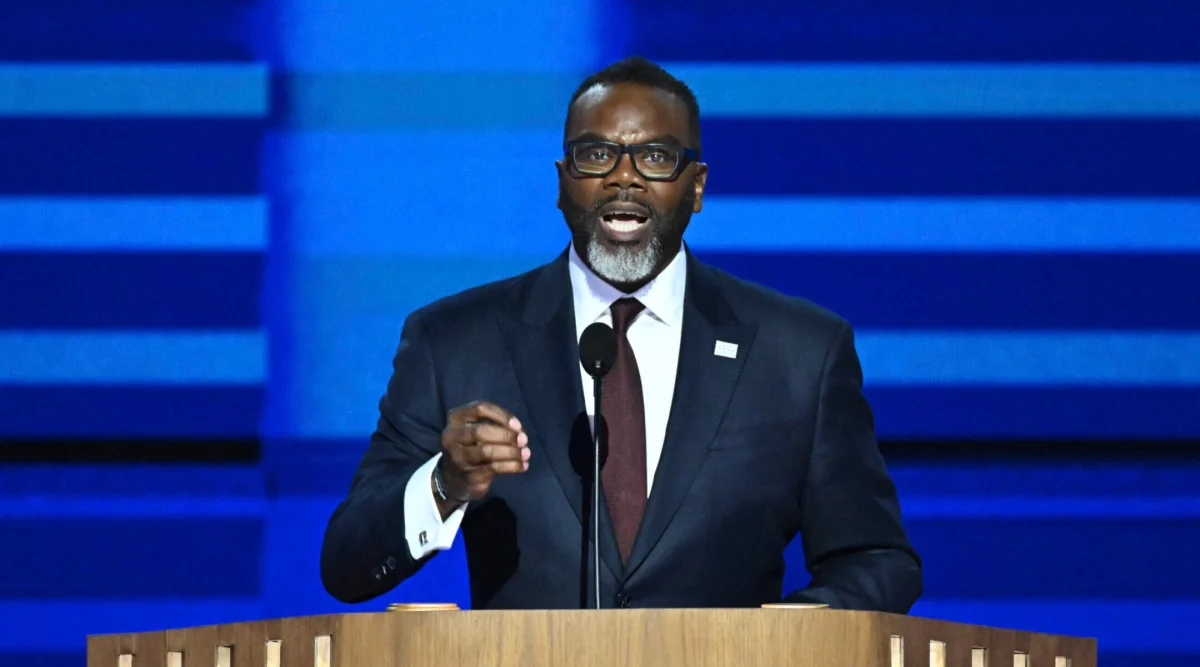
{"left": 890, "top": 635, "right": 904, "bottom": 667}
{"left": 265, "top": 640, "right": 282, "bottom": 667}
{"left": 930, "top": 640, "right": 946, "bottom": 667}
{"left": 314, "top": 635, "right": 331, "bottom": 667}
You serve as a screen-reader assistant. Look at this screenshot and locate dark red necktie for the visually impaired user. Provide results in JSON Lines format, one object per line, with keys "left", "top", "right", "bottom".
{"left": 601, "top": 297, "right": 648, "bottom": 563}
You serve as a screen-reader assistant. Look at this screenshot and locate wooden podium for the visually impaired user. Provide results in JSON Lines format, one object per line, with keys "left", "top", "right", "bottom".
{"left": 86, "top": 607, "right": 1097, "bottom": 667}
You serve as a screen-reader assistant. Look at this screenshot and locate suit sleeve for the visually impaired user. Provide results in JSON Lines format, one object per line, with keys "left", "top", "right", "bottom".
{"left": 319, "top": 313, "right": 457, "bottom": 603}
{"left": 783, "top": 321, "right": 924, "bottom": 613}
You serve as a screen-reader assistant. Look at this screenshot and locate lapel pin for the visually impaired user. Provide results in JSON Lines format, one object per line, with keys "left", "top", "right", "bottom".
{"left": 714, "top": 340, "right": 738, "bottom": 359}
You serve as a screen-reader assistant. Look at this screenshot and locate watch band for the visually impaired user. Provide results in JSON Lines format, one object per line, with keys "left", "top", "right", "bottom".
{"left": 433, "top": 458, "right": 469, "bottom": 503}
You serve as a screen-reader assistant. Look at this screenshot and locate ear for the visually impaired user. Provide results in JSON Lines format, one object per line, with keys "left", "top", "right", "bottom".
{"left": 691, "top": 162, "right": 708, "bottom": 213}
{"left": 555, "top": 159, "right": 566, "bottom": 210}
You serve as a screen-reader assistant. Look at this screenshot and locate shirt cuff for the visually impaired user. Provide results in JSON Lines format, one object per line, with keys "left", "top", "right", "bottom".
{"left": 403, "top": 453, "right": 466, "bottom": 560}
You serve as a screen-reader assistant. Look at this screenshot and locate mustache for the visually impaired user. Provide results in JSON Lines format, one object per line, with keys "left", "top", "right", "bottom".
{"left": 587, "top": 191, "right": 659, "bottom": 220}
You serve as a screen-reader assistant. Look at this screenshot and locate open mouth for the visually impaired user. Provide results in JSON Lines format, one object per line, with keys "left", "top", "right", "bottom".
{"left": 602, "top": 211, "right": 649, "bottom": 234}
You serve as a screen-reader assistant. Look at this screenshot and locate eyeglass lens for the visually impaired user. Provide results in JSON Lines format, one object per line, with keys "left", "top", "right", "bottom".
{"left": 572, "top": 142, "right": 681, "bottom": 179}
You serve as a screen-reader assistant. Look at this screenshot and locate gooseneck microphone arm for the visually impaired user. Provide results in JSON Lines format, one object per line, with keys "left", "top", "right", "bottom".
{"left": 578, "top": 322, "right": 617, "bottom": 610}
{"left": 590, "top": 371, "right": 603, "bottom": 610}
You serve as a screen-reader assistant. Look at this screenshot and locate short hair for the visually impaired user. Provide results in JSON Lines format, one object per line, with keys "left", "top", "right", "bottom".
{"left": 564, "top": 56, "right": 702, "bottom": 156}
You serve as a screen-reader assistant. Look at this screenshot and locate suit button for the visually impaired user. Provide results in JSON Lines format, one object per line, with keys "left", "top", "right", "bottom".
{"left": 616, "top": 592, "right": 632, "bottom": 608}
{"left": 386, "top": 555, "right": 397, "bottom": 569}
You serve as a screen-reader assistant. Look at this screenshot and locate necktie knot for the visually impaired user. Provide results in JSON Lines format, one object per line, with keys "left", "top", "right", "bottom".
{"left": 609, "top": 298, "right": 645, "bottom": 335}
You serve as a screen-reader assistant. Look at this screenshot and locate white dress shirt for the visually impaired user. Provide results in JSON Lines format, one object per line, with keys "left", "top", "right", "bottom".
{"left": 402, "top": 244, "right": 688, "bottom": 560}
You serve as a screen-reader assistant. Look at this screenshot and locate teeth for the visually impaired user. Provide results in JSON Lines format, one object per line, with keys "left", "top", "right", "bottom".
{"left": 605, "top": 218, "right": 643, "bottom": 233}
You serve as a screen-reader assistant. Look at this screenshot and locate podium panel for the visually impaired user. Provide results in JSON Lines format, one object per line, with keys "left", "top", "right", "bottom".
{"left": 87, "top": 608, "right": 1097, "bottom": 667}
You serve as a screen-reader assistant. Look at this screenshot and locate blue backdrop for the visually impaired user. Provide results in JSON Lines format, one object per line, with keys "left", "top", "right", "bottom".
{"left": 1, "top": 1, "right": 1199, "bottom": 665}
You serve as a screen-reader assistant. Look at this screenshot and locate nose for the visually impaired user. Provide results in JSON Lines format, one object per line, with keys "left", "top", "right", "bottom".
{"left": 603, "top": 151, "right": 647, "bottom": 192}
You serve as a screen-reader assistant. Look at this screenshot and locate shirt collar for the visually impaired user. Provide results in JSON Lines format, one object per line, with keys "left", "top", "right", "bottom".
{"left": 568, "top": 242, "right": 688, "bottom": 332}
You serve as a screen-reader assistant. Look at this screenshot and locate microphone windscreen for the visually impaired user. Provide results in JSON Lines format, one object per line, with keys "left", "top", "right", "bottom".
{"left": 579, "top": 322, "right": 617, "bottom": 378}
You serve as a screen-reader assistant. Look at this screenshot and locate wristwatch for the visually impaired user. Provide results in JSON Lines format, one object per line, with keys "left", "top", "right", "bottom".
{"left": 433, "top": 458, "right": 469, "bottom": 504}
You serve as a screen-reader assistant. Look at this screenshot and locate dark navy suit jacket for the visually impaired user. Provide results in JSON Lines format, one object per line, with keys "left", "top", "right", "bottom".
{"left": 320, "top": 248, "right": 922, "bottom": 611}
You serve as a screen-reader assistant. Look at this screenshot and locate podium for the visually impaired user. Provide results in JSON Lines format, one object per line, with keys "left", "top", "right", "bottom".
{"left": 86, "top": 607, "right": 1097, "bottom": 667}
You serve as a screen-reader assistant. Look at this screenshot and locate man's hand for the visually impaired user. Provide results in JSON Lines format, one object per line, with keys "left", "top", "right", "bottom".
{"left": 433, "top": 401, "right": 529, "bottom": 518}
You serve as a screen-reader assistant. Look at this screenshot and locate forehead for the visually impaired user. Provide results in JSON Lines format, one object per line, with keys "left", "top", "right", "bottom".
{"left": 567, "top": 83, "right": 690, "bottom": 143}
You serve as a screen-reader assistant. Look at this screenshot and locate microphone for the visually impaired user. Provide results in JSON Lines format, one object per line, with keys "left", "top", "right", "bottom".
{"left": 579, "top": 322, "right": 616, "bottom": 610}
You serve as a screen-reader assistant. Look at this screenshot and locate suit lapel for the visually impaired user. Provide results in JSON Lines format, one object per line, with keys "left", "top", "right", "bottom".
{"left": 623, "top": 254, "right": 757, "bottom": 580}
{"left": 497, "top": 252, "right": 624, "bottom": 582}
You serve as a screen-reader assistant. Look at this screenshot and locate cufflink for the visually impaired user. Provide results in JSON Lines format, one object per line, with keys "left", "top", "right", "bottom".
{"left": 419, "top": 530, "right": 429, "bottom": 546}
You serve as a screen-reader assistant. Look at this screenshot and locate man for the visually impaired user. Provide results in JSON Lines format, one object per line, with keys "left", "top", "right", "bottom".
{"left": 320, "top": 57, "right": 922, "bottom": 611}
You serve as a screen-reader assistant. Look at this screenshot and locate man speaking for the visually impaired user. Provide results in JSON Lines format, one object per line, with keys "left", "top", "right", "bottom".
{"left": 320, "top": 57, "right": 922, "bottom": 611}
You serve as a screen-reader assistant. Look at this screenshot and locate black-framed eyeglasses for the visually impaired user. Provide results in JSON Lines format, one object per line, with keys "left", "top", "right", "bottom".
{"left": 564, "top": 140, "right": 699, "bottom": 181}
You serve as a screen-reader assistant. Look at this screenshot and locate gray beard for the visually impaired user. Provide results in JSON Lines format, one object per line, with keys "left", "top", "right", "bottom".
{"left": 585, "top": 231, "right": 663, "bottom": 286}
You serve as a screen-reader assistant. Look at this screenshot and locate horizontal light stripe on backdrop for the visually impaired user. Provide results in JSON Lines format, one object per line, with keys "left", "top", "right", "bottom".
{"left": 18, "top": 490, "right": 1189, "bottom": 523}
{"left": 856, "top": 332, "right": 1200, "bottom": 385}
{"left": 0, "top": 64, "right": 268, "bottom": 116}
{"left": 694, "top": 251, "right": 1200, "bottom": 329}
{"left": 0, "top": 332, "right": 266, "bottom": 384}
{"left": 0, "top": 118, "right": 263, "bottom": 195}
{"left": 0, "top": 198, "right": 267, "bottom": 250}
{"left": 688, "top": 198, "right": 1200, "bottom": 251}
{"left": 277, "top": 322, "right": 1200, "bottom": 438}
{"left": 273, "top": 65, "right": 1200, "bottom": 130}
{"left": 0, "top": 497, "right": 266, "bottom": 518}
{"left": 290, "top": 327, "right": 1200, "bottom": 387}
{"left": 900, "top": 497, "right": 1200, "bottom": 519}
{"left": 274, "top": 0, "right": 597, "bottom": 71}
{"left": 866, "top": 386, "right": 1200, "bottom": 439}
{"left": 274, "top": 132, "right": 1198, "bottom": 252}
{"left": 279, "top": 71, "right": 582, "bottom": 131}
{"left": 700, "top": 118, "right": 1200, "bottom": 196}
{"left": 0, "top": 1, "right": 261, "bottom": 63}
{"left": 285, "top": 251, "right": 1200, "bottom": 330}
{"left": 8, "top": 490, "right": 1198, "bottom": 520}
{"left": 277, "top": 131, "right": 565, "bottom": 253}
{"left": 889, "top": 462, "right": 1200, "bottom": 498}
{"left": 283, "top": 249, "right": 1200, "bottom": 331}
{"left": 0, "top": 600, "right": 265, "bottom": 651}
{"left": 0, "top": 439, "right": 259, "bottom": 463}
{"left": 0, "top": 252, "right": 263, "bottom": 329}
{"left": 0, "top": 386, "right": 263, "bottom": 437}
{"left": 0, "top": 465, "right": 265, "bottom": 496}
{"left": 617, "top": 0, "right": 1200, "bottom": 63}
{"left": 1098, "top": 654, "right": 1200, "bottom": 667}
{"left": 663, "top": 64, "right": 1200, "bottom": 117}
{"left": 266, "top": 438, "right": 1200, "bottom": 492}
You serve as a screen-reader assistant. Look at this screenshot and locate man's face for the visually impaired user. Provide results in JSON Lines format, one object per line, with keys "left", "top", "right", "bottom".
{"left": 557, "top": 83, "right": 707, "bottom": 290}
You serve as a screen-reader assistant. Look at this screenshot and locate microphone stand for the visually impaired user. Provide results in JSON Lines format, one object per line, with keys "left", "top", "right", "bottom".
{"left": 579, "top": 322, "right": 614, "bottom": 611}
{"left": 590, "top": 371, "right": 603, "bottom": 610}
